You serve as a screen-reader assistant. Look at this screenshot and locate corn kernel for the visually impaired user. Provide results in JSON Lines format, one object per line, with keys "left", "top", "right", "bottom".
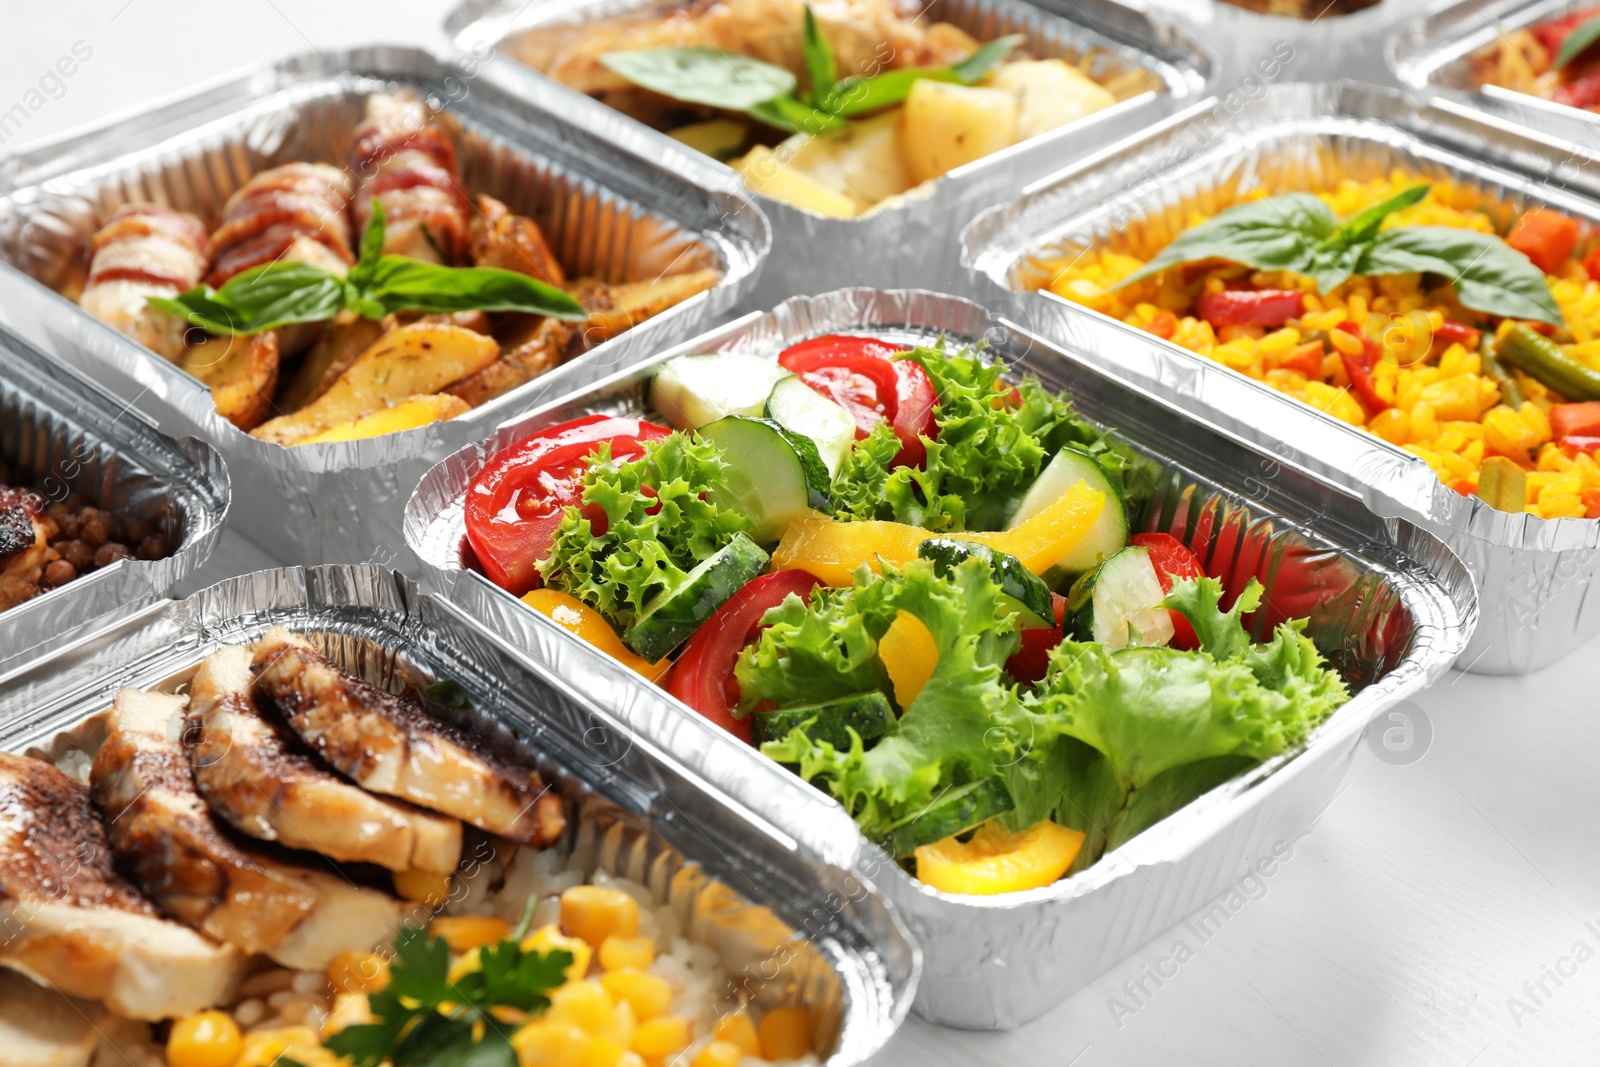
{"left": 1368, "top": 408, "right": 1410, "bottom": 445}
{"left": 713, "top": 1010, "right": 762, "bottom": 1055}
{"left": 631, "top": 1016, "right": 692, "bottom": 1061}
{"left": 758, "top": 1007, "right": 812, "bottom": 1061}
{"left": 692, "top": 1040, "right": 746, "bottom": 1067}
{"left": 513, "top": 1019, "right": 618, "bottom": 1067}
{"left": 523, "top": 924, "right": 593, "bottom": 984}
{"left": 329, "top": 950, "right": 390, "bottom": 994}
{"left": 600, "top": 935, "right": 657, "bottom": 972}
{"left": 394, "top": 868, "right": 452, "bottom": 906}
{"left": 432, "top": 915, "right": 511, "bottom": 953}
{"left": 1327, "top": 327, "right": 1364, "bottom": 356}
{"left": 561, "top": 885, "right": 641, "bottom": 947}
{"left": 167, "top": 1012, "right": 242, "bottom": 1067}
{"left": 549, "top": 979, "right": 615, "bottom": 1034}
{"left": 1420, "top": 376, "right": 1486, "bottom": 422}
{"left": 602, "top": 969, "right": 673, "bottom": 1020}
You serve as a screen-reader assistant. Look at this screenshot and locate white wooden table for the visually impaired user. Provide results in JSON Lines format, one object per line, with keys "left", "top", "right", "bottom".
{"left": 5, "top": 3, "right": 1599, "bottom": 1062}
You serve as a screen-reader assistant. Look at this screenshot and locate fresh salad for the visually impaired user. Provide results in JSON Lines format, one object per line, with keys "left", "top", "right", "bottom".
{"left": 1474, "top": 8, "right": 1600, "bottom": 112}
{"left": 464, "top": 335, "right": 1351, "bottom": 896}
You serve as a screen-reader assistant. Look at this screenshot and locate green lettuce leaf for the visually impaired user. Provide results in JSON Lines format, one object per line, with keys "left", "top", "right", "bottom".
{"left": 1163, "top": 575, "right": 1261, "bottom": 661}
{"left": 537, "top": 434, "right": 748, "bottom": 630}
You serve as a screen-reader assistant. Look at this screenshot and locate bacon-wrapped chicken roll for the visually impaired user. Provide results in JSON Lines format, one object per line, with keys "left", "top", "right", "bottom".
{"left": 350, "top": 91, "right": 472, "bottom": 264}
{"left": 205, "top": 162, "right": 354, "bottom": 287}
{"left": 78, "top": 205, "right": 209, "bottom": 360}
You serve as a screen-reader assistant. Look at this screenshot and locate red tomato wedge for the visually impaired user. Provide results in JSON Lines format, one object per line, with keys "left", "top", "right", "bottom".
{"left": 665, "top": 570, "right": 822, "bottom": 743}
{"left": 1004, "top": 593, "right": 1068, "bottom": 686}
{"left": 464, "top": 415, "right": 671, "bottom": 596}
{"left": 778, "top": 334, "right": 937, "bottom": 467}
{"left": 1129, "top": 532, "right": 1205, "bottom": 651}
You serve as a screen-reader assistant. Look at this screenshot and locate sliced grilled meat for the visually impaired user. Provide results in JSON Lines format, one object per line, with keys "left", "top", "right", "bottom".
{"left": 350, "top": 91, "right": 472, "bottom": 264}
{"left": 187, "top": 646, "right": 462, "bottom": 874}
{"left": 0, "top": 488, "right": 48, "bottom": 612}
{"left": 0, "top": 970, "right": 103, "bottom": 1067}
{"left": 79, "top": 204, "right": 209, "bottom": 360}
{"left": 0, "top": 752, "right": 242, "bottom": 1020}
{"left": 91, "top": 688, "right": 404, "bottom": 971}
{"left": 251, "top": 627, "right": 566, "bottom": 846}
{"left": 206, "top": 162, "right": 354, "bottom": 287}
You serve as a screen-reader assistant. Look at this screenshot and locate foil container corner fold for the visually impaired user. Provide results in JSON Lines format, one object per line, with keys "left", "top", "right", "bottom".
{"left": 962, "top": 78, "right": 1600, "bottom": 674}
{"left": 1389, "top": 0, "right": 1600, "bottom": 152}
{"left": 404, "top": 286, "right": 1475, "bottom": 1028}
{"left": 445, "top": 0, "right": 1215, "bottom": 309}
{"left": 0, "top": 44, "right": 768, "bottom": 566}
{"left": 0, "top": 321, "right": 228, "bottom": 671}
{"left": 0, "top": 564, "right": 918, "bottom": 1067}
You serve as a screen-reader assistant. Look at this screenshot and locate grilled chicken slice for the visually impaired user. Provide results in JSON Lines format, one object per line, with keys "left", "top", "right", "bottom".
{"left": 251, "top": 627, "right": 566, "bottom": 846}
{"left": 187, "top": 646, "right": 463, "bottom": 874}
{"left": 0, "top": 753, "right": 242, "bottom": 1020}
{"left": 0, "top": 488, "right": 49, "bottom": 612}
{"left": 79, "top": 205, "right": 209, "bottom": 361}
{"left": 91, "top": 688, "right": 405, "bottom": 971}
{"left": 0, "top": 970, "right": 103, "bottom": 1067}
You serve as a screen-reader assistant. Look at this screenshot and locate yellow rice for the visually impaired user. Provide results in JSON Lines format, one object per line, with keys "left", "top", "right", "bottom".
{"left": 1033, "top": 174, "right": 1600, "bottom": 520}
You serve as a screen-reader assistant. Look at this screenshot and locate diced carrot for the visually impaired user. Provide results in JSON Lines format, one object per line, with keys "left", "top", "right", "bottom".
{"left": 1147, "top": 310, "right": 1178, "bottom": 339}
{"left": 1585, "top": 488, "right": 1600, "bottom": 519}
{"left": 1278, "top": 340, "right": 1325, "bottom": 377}
{"left": 1550, "top": 401, "right": 1600, "bottom": 439}
{"left": 1507, "top": 209, "right": 1581, "bottom": 274}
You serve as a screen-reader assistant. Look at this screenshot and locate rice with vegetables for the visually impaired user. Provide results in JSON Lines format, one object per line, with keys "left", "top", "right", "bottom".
{"left": 1033, "top": 174, "right": 1600, "bottom": 519}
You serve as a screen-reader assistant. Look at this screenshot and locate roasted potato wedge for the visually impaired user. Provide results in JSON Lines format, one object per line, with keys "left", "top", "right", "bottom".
{"left": 178, "top": 331, "right": 280, "bottom": 432}
{"left": 577, "top": 268, "right": 723, "bottom": 344}
{"left": 299, "top": 394, "right": 471, "bottom": 444}
{"left": 901, "top": 80, "right": 1018, "bottom": 185}
{"left": 446, "top": 318, "right": 572, "bottom": 408}
{"left": 251, "top": 323, "right": 498, "bottom": 446}
{"left": 469, "top": 195, "right": 565, "bottom": 287}
{"left": 277, "top": 313, "right": 386, "bottom": 414}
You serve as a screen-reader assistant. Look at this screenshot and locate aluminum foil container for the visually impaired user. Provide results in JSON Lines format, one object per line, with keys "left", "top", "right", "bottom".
{"left": 0, "top": 563, "right": 917, "bottom": 1066}
{"left": 0, "top": 45, "right": 768, "bottom": 566}
{"left": 962, "top": 79, "right": 1600, "bottom": 674}
{"left": 1390, "top": 0, "right": 1600, "bottom": 152}
{"left": 1141, "top": 0, "right": 1408, "bottom": 85}
{"left": 445, "top": 0, "right": 1213, "bottom": 309}
{"left": 403, "top": 287, "right": 1475, "bottom": 1028}
{"left": 0, "top": 321, "right": 227, "bottom": 671}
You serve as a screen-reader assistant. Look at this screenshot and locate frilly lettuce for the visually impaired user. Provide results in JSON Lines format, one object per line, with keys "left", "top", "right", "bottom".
{"left": 537, "top": 434, "right": 748, "bottom": 630}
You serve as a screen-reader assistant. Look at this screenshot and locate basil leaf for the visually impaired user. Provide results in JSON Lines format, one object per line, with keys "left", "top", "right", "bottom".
{"left": 1356, "top": 226, "right": 1564, "bottom": 326}
{"left": 598, "top": 47, "right": 796, "bottom": 110}
{"left": 801, "top": 6, "right": 837, "bottom": 103}
{"left": 148, "top": 262, "right": 348, "bottom": 335}
{"left": 1557, "top": 16, "right": 1600, "bottom": 69}
{"left": 950, "top": 34, "right": 1027, "bottom": 84}
{"left": 823, "top": 66, "right": 960, "bottom": 116}
{"left": 348, "top": 197, "right": 387, "bottom": 289}
{"left": 1327, "top": 183, "right": 1430, "bottom": 247}
{"left": 1115, "top": 194, "right": 1338, "bottom": 288}
{"left": 362, "top": 256, "right": 587, "bottom": 320}
{"left": 748, "top": 94, "right": 846, "bottom": 133}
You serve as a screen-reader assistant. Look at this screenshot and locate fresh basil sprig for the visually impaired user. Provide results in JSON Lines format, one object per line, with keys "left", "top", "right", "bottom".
{"left": 599, "top": 7, "right": 1023, "bottom": 136}
{"left": 1115, "top": 184, "right": 1564, "bottom": 326}
{"left": 149, "top": 200, "right": 587, "bottom": 336}
{"left": 1556, "top": 16, "right": 1600, "bottom": 69}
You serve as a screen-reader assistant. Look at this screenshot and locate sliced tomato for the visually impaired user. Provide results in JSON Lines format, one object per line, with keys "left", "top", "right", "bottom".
{"left": 1004, "top": 593, "right": 1068, "bottom": 686}
{"left": 1130, "top": 532, "right": 1205, "bottom": 651}
{"left": 664, "top": 569, "right": 822, "bottom": 742}
{"left": 778, "top": 334, "right": 935, "bottom": 467}
{"left": 464, "top": 415, "right": 671, "bottom": 595}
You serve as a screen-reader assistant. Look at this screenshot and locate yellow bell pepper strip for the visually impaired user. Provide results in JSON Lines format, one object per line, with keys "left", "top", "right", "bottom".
{"left": 772, "top": 481, "right": 1106, "bottom": 586}
{"left": 879, "top": 611, "right": 938, "bottom": 707}
{"left": 521, "top": 589, "right": 671, "bottom": 682}
{"left": 914, "top": 818, "right": 1085, "bottom": 895}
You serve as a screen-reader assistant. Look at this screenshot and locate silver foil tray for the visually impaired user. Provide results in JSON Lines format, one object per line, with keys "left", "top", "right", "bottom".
{"left": 963, "top": 79, "right": 1600, "bottom": 674}
{"left": 445, "top": 0, "right": 1212, "bottom": 308}
{"left": 0, "top": 45, "right": 768, "bottom": 566}
{"left": 0, "top": 564, "right": 917, "bottom": 1066}
{"left": 404, "top": 288, "right": 1475, "bottom": 1029}
{"left": 0, "top": 321, "right": 227, "bottom": 670}
{"left": 1390, "top": 0, "right": 1600, "bottom": 150}
{"left": 1141, "top": 0, "right": 1408, "bottom": 85}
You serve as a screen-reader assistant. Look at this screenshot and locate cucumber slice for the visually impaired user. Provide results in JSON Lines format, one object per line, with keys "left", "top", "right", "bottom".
{"left": 700, "top": 416, "right": 832, "bottom": 542}
{"left": 916, "top": 538, "right": 1055, "bottom": 629}
{"left": 882, "top": 778, "right": 1014, "bottom": 859}
{"left": 765, "top": 375, "right": 857, "bottom": 478}
{"left": 752, "top": 691, "right": 897, "bottom": 749}
{"left": 650, "top": 353, "right": 791, "bottom": 430}
{"left": 622, "top": 534, "right": 770, "bottom": 660}
{"left": 1009, "top": 446, "right": 1128, "bottom": 574}
{"left": 1066, "top": 546, "right": 1175, "bottom": 653}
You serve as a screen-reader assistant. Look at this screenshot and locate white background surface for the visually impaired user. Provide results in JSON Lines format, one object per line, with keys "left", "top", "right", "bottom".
{"left": 4, "top": 1, "right": 1600, "bottom": 1063}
